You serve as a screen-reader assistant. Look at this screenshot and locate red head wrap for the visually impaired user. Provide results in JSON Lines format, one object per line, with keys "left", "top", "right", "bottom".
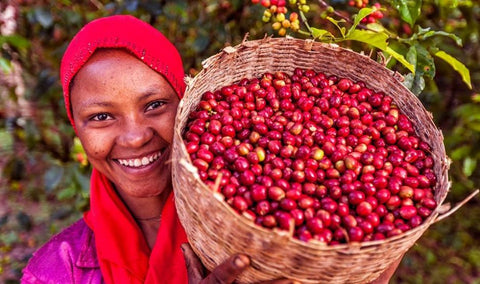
{"left": 60, "top": 14, "right": 185, "bottom": 129}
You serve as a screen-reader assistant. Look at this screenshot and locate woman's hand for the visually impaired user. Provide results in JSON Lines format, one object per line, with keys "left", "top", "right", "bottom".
{"left": 181, "top": 243, "right": 299, "bottom": 284}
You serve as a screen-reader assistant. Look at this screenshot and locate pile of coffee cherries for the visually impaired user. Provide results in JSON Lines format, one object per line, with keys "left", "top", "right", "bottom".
{"left": 183, "top": 68, "right": 437, "bottom": 244}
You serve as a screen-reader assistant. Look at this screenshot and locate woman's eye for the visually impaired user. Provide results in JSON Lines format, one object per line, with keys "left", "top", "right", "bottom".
{"left": 146, "top": 100, "right": 165, "bottom": 111}
{"left": 90, "top": 113, "right": 111, "bottom": 121}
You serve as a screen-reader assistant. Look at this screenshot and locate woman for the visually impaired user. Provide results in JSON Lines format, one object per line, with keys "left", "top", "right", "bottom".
{"left": 21, "top": 15, "right": 400, "bottom": 284}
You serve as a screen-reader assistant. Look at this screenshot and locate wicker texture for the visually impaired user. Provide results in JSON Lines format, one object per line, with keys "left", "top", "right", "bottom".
{"left": 172, "top": 37, "right": 450, "bottom": 283}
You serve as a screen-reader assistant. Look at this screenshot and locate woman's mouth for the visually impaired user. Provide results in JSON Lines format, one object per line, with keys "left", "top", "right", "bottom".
{"left": 116, "top": 151, "right": 162, "bottom": 168}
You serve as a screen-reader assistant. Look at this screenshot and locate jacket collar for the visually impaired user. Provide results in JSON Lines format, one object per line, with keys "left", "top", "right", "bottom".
{"left": 76, "top": 219, "right": 100, "bottom": 268}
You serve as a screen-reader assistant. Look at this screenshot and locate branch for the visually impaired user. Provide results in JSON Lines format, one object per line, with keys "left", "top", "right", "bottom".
{"left": 315, "top": 0, "right": 373, "bottom": 31}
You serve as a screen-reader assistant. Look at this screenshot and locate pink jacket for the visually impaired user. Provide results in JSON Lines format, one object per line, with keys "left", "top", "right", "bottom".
{"left": 21, "top": 219, "right": 103, "bottom": 283}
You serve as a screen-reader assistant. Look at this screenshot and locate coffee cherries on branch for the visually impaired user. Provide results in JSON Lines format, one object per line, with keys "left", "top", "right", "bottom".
{"left": 253, "top": 0, "right": 306, "bottom": 36}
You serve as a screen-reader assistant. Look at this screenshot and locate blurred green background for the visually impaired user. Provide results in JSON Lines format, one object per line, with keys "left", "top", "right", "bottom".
{"left": 0, "top": 0, "right": 478, "bottom": 283}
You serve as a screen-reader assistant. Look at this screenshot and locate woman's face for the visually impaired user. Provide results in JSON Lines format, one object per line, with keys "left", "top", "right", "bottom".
{"left": 70, "top": 49, "right": 180, "bottom": 198}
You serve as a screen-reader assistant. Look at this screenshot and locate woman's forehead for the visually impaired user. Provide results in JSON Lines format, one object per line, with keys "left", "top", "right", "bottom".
{"left": 71, "top": 49, "right": 176, "bottom": 101}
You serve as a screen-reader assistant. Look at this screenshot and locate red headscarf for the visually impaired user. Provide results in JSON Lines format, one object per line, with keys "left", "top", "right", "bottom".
{"left": 60, "top": 15, "right": 188, "bottom": 284}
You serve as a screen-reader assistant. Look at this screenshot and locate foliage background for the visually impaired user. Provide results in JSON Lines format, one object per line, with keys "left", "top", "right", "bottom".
{"left": 0, "top": 0, "right": 478, "bottom": 283}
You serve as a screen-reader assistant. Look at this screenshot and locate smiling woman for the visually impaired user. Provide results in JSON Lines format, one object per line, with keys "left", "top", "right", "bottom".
{"left": 19, "top": 15, "right": 268, "bottom": 284}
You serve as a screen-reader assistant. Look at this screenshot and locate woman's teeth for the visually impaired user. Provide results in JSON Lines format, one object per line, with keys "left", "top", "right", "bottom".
{"left": 118, "top": 152, "right": 161, "bottom": 168}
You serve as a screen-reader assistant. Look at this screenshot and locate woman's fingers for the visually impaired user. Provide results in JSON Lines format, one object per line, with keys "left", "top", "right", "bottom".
{"left": 202, "top": 254, "right": 251, "bottom": 284}
{"left": 181, "top": 243, "right": 206, "bottom": 283}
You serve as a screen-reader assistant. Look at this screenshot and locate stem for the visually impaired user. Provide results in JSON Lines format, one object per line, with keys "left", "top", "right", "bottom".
{"left": 297, "top": 30, "right": 313, "bottom": 36}
{"left": 315, "top": 0, "right": 394, "bottom": 36}
{"left": 299, "top": 9, "right": 314, "bottom": 36}
{"left": 316, "top": 0, "right": 352, "bottom": 23}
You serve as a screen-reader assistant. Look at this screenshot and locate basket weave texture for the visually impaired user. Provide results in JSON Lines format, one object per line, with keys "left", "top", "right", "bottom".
{"left": 172, "top": 37, "right": 450, "bottom": 284}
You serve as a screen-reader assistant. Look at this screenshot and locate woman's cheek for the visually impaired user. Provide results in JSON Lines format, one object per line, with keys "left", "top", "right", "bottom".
{"left": 80, "top": 132, "right": 111, "bottom": 159}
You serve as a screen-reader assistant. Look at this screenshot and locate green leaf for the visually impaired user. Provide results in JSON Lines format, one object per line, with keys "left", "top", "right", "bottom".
{"left": 404, "top": 44, "right": 435, "bottom": 80}
{"left": 463, "top": 157, "right": 477, "bottom": 177}
{"left": 44, "top": 166, "right": 64, "bottom": 193}
{"left": 435, "top": 50, "right": 472, "bottom": 89}
{"left": 366, "top": 23, "right": 386, "bottom": 33}
{"left": 0, "top": 130, "right": 13, "bottom": 151}
{"left": 454, "top": 104, "right": 480, "bottom": 119}
{"left": 311, "top": 28, "right": 334, "bottom": 40}
{"left": 0, "top": 57, "right": 12, "bottom": 74}
{"left": 467, "top": 121, "right": 480, "bottom": 132}
{"left": 342, "top": 29, "right": 388, "bottom": 50}
{"left": 73, "top": 166, "right": 91, "bottom": 192}
{"left": 392, "top": 0, "right": 422, "bottom": 27}
{"left": 419, "top": 29, "right": 463, "bottom": 46}
{"left": 403, "top": 73, "right": 426, "bottom": 95}
{"left": 413, "top": 44, "right": 436, "bottom": 78}
{"left": 406, "top": 45, "right": 418, "bottom": 67}
{"left": 386, "top": 46, "right": 415, "bottom": 73}
{"left": 4, "top": 35, "right": 30, "bottom": 50}
{"left": 450, "top": 145, "right": 471, "bottom": 160}
{"left": 326, "top": 16, "right": 346, "bottom": 38}
{"left": 348, "top": 7, "right": 374, "bottom": 35}
{"left": 57, "top": 185, "right": 77, "bottom": 200}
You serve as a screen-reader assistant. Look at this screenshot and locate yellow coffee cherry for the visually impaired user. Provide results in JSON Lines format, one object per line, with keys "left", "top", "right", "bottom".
{"left": 276, "top": 13, "right": 286, "bottom": 22}
{"left": 282, "top": 19, "right": 291, "bottom": 28}
{"left": 301, "top": 4, "right": 310, "bottom": 13}
{"left": 264, "top": 9, "right": 272, "bottom": 18}
{"left": 262, "top": 15, "right": 271, "bottom": 22}
{"left": 278, "top": 27, "right": 287, "bottom": 36}
{"left": 272, "top": 21, "right": 282, "bottom": 30}
{"left": 290, "top": 21, "right": 300, "bottom": 31}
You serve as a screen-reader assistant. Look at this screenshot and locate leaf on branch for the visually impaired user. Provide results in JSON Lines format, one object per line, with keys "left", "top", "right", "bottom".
{"left": 463, "top": 157, "right": 477, "bottom": 177}
{"left": 44, "top": 166, "right": 65, "bottom": 193}
{"left": 311, "top": 28, "right": 334, "bottom": 40}
{"left": 348, "top": 7, "right": 375, "bottom": 35}
{"left": 366, "top": 23, "right": 386, "bottom": 33}
{"left": 385, "top": 46, "right": 415, "bottom": 74}
{"left": 0, "top": 58, "right": 12, "bottom": 74}
{"left": 403, "top": 72, "right": 425, "bottom": 95}
{"left": 417, "top": 27, "right": 463, "bottom": 46}
{"left": 326, "top": 16, "right": 347, "bottom": 38}
{"left": 392, "top": 0, "right": 422, "bottom": 27}
{"left": 450, "top": 145, "right": 471, "bottom": 160}
{"left": 410, "top": 44, "right": 435, "bottom": 79}
{"left": 342, "top": 29, "right": 388, "bottom": 50}
{"left": 435, "top": 50, "right": 472, "bottom": 89}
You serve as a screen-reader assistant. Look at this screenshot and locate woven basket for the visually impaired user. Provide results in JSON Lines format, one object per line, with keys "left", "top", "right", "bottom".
{"left": 172, "top": 37, "right": 452, "bottom": 283}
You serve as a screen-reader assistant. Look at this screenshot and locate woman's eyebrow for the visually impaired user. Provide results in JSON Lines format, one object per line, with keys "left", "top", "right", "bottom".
{"left": 137, "top": 84, "right": 174, "bottom": 101}
{"left": 76, "top": 99, "right": 114, "bottom": 111}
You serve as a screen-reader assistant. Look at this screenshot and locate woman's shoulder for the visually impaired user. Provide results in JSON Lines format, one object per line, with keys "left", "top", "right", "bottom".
{"left": 21, "top": 218, "right": 102, "bottom": 283}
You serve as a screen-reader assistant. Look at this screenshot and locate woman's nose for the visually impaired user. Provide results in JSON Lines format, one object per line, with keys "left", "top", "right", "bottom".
{"left": 117, "top": 120, "right": 154, "bottom": 148}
